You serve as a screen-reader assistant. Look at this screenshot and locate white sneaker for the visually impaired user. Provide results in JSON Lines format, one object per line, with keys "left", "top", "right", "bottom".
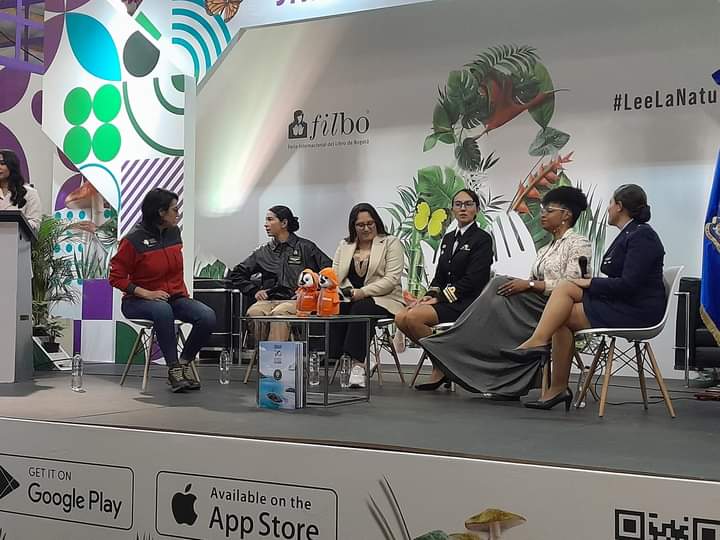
{"left": 348, "top": 365, "right": 366, "bottom": 388}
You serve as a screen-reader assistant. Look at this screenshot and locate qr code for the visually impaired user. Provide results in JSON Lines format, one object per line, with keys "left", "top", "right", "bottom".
{"left": 616, "top": 510, "right": 645, "bottom": 540}
{"left": 694, "top": 518, "right": 720, "bottom": 540}
{"left": 615, "top": 510, "right": 720, "bottom": 540}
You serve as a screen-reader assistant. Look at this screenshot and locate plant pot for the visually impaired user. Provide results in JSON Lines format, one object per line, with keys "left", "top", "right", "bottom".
{"left": 33, "top": 326, "right": 48, "bottom": 337}
{"left": 43, "top": 341, "right": 60, "bottom": 353}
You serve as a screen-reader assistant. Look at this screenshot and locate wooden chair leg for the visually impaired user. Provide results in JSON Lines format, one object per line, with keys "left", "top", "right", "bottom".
{"left": 598, "top": 337, "right": 616, "bottom": 417}
{"left": 575, "top": 338, "right": 605, "bottom": 407}
{"left": 243, "top": 347, "right": 257, "bottom": 384}
{"left": 645, "top": 342, "right": 676, "bottom": 418}
{"left": 120, "top": 329, "right": 143, "bottom": 386}
{"left": 384, "top": 327, "right": 406, "bottom": 384}
{"left": 635, "top": 342, "right": 648, "bottom": 410}
{"left": 409, "top": 351, "right": 427, "bottom": 387}
{"left": 141, "top": 329, "right": 154, "bottom": 394}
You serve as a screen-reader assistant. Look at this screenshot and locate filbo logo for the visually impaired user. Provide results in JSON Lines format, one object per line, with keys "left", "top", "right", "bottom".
{"left": 288, "top": 109, "right": 370, "bottom": 141}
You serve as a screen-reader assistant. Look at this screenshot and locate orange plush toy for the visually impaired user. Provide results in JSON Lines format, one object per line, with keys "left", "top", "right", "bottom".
{"left": 295, "top": 268, "right": 319, "bottom": 317}
{"left": 317, "top": 268, "right": 340, "bottom": 317}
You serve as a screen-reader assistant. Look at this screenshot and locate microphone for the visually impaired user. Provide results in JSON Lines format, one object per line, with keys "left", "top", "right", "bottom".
{"left": 579, "top": 256, "right": 588, "bottom": 279}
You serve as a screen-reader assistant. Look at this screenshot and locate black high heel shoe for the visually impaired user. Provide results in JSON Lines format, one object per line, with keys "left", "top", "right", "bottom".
{"left": 499, "top": 345, "right": 551, "bottom": 362}
{"left": 524, "top": 388, "right": 573, "bottom": 411}
{"left": 415, "top": 376, "right": 448, "bottom": 391}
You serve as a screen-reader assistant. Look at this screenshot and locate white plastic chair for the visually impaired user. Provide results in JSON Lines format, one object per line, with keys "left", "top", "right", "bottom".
{"left": 119, "top": 319, "right": 200, "bottom": 394}
{"left": 409, "top": 322, "right": 455, "bottom": 387}
{"left": 574, "top": 266, "right": 684, "bottom": 417}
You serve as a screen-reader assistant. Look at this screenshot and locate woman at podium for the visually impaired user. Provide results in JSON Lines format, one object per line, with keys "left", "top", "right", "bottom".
{"left": 0, "top": 149, "right": 41, "bottom": 229}
{"left": 109, "top": 188, "right": 216, "bottom": 393}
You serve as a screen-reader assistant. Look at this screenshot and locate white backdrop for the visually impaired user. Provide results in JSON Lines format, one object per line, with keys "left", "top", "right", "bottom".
{"left": 194, "top": 0, "right": 720, "bottom": 376}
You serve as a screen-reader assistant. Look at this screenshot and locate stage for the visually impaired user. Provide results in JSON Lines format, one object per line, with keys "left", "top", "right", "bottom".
{"left": 1, "top": 365, "right": 717, "bottom": 482}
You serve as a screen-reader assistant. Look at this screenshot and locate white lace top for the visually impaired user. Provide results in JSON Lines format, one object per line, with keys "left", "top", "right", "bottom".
{"left": 531, "top": 229, "right": 593, "bottom": 296}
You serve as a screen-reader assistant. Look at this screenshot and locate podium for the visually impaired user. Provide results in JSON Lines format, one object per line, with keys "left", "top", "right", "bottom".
{"left": 0, "top": 211, "right": 36, "bottom": 383}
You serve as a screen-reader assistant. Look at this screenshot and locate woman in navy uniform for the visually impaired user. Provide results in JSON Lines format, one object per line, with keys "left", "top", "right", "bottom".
{"left": 501, "top": 184, "right": 666, "bottom": 410}
{"left": 395, "top": 188, "right": 494, "bottom": 390}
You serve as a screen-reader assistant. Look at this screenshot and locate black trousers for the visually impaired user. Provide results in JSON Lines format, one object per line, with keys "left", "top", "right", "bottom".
{"left": 328, "top": 298, "right": 392, "bottom": 360}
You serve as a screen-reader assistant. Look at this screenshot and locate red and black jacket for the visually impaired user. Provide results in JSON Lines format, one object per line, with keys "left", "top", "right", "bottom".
{"left": 109, "top": 222, "right": 188, "bottom": 298}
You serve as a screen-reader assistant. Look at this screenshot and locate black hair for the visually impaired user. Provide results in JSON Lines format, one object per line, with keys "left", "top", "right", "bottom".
{"left": 345, "top": 202, "right": 388, "bottom": 243}
{"left": 293, "top": 110, "right": 303, "bottom": 121}
{"left": 542, "top": 186, "right": 588, "bottom": 226}
{"left": 452, "top": 188, "right": 480, "bottom": 207}
{"left": 269, "top": 205, "right": 300, "bottom": 233}
{"left": 0, "top": 149, "right": 27, "bottom": 208}
{"left": 141, "top": 188, "right": 178, "bottom": 227}
{"left": 613, "top": 184, "right": 651, "bottom": 223}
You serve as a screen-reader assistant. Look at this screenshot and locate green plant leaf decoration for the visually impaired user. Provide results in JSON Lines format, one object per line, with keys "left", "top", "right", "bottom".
{"left": 467, "top": 44, "right": 539, "bottom": 81}
{"left": 528, "top": 62, "right": 555, "bottom": 128}
{"left": 455, "top": 137, "right": 483, "bottom": 171}
{"left": 414, "top": 531, "right": 450, "bottom": 540}
{"left": 433, "top": 102, "right": 452, "bottom": 132}
{"left": 447, "top": 69, "right": 479, "bottom": 114}
{"left": 529, "top": 126, "right": 570, "bottom": 156}
{"left": 448, "top": 534, "right": 481, "bottom": 540}
{"left": 417, "top": 166, "right": 464, "bottom": 212}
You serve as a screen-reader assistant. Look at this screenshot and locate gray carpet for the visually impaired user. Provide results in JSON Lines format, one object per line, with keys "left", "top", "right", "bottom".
{"left": 1, "top": 365, "right": 717, "bottom": 481}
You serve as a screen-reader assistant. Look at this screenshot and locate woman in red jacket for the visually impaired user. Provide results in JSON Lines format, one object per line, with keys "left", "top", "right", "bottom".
{"left": 109, "top": 188, "right": 216, "bottom": 392}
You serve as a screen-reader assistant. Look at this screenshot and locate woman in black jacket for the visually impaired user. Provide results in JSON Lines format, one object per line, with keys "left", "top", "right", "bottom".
{"left": 501, "top": 184, "right": 666, "bottom": 410}
{"left": 395, "top": 188, "right": 494, "bottom": 390}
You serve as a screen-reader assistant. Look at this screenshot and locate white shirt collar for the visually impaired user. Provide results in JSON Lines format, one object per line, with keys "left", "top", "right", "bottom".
{"left": 456, "top": 222, "right": 473, "bottom": 236}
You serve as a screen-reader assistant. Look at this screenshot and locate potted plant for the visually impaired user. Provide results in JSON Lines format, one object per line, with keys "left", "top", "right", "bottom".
{"left": 43, "top": 316, "right": 64, "bottom": 353}
{"left": 31, "top": 215, "right": 78, "bottom": 348}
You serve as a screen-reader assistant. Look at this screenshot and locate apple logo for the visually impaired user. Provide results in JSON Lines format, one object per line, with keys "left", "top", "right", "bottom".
{"left": 171, "top": 483, "right": 198, "bottom": 526}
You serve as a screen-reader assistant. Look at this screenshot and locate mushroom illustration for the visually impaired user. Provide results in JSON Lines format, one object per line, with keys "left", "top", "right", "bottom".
{"left": 465, "top": 509, "right": 526, "bottom": 540}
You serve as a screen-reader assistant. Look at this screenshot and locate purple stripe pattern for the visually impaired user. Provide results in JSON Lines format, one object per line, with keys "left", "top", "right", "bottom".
{"left": 119, "top": 157, "right": 184, "bottom": 237}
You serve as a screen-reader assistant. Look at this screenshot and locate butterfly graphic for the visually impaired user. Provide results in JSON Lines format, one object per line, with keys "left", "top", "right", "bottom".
{"left": 205, "top": 0, "right": 243, "bottom": 22}
{"left": 414, "top": 201, "right": 448, "bottom": 237}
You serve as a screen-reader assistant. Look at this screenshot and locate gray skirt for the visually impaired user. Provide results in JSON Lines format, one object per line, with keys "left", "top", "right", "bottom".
{"left": 419, "top": 276, "right": 548, "bottom": 397}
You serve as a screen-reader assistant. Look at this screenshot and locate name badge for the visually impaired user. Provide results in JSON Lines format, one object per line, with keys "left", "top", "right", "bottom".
{"left": 459, "top": 244, "right": 471, "bottom": 252}
{"left": 288, "top": 250, "right": 302, "bottom": 265}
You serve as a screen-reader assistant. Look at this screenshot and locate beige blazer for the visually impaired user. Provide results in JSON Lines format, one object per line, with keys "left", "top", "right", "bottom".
{"left": 332, "top": 234, "right": 405, "bottom": 315}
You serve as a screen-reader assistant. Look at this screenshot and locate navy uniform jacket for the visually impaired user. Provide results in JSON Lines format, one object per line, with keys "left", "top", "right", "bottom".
{"left": 584, "top": 220, "right": 666, "bottom": 328}
{"left": 427, "top": 222, "right": 494, "bottom": 316}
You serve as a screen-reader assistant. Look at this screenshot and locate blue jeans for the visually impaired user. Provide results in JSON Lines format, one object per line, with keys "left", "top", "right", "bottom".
{"left": 121, "top": 297, "right": 216, "bottom": 367}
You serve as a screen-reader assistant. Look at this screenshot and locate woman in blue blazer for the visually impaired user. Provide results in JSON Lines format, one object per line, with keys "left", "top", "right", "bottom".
{"left": 501, "top": 184, "right": 666, "bottom": 410}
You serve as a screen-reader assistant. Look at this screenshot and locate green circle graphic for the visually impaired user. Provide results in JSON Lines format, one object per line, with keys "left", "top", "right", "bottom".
{"left": 92, "top": 123, "right": 121, "bottom": 162}
{"left": 63, "top": 126, "right": 92, "bottom": 163}
{"left": 64, "top": 87, "right": 92, "bottom": 126}
{"left": 93, "top": 85, "right": 122, "bottom": 122}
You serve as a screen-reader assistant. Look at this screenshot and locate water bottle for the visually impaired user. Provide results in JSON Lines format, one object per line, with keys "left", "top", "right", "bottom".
{"left": 219, "top": 349, "right": 230, "bottom": 385}
{"left": 71, "top": 354, "right": 84, "bottom": 392}
{"left": 339, "top": 354, "right": 351, "bottom": 389}
{"left": 308, "top": 352, "right": 320, "bottom": 387}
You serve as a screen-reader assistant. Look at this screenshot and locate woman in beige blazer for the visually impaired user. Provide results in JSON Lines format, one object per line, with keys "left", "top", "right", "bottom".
{"left": 330, "top": 203, "right": 404, "bottom": 388}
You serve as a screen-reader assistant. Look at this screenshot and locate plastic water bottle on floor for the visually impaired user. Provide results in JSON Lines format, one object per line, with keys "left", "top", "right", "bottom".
{"left": 71, "top": 354, "right": 84, "bottom": 392}
{"left": 308, "top": 352, "right": 320, "bottom": 387}
{"left": 219, "top": 349, "right": 230, "bottom": 385}
{"left": 339, "top": 354, "right": 351, "bottom": 389}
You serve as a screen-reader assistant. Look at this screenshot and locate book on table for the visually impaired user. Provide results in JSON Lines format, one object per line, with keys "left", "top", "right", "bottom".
{"left": 257, "top": 341, "right": 304, "bottom": 410}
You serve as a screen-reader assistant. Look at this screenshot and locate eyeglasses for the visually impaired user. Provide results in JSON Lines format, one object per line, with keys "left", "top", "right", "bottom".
{"left": 540, "top": 205, "right": 566, "bottom": 214}
{"left": 355, "top": 221, "right": 376, "bottom": 230}
{"left": 453, "top": 201, "right": 476, "bottom": 209}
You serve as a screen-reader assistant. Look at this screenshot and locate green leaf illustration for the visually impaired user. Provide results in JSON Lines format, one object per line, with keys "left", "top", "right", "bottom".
{"left": 528, "top": 126, "right": 570, "bottom": 156}
{"left": 414, "top": 531, "right": 450, "bottom": 540}
{"left": 424, "top": 133, "right": 439, "bottom": 152}
{"left": 447, "top": 69, "right": 478, "bottom": 113}
{"left": 433, "top": 102, "right": 452, "bottom": 132}
{"left": 455, "top": 137, "right": 483, "bottom": 170}
{"left": 528, "top": 62, "right": 555, "bottom": 128}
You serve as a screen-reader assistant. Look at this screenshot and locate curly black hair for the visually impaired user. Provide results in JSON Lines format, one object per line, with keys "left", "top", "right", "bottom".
{"left": 541, "top": 186, "right": 588, "bottom": 226}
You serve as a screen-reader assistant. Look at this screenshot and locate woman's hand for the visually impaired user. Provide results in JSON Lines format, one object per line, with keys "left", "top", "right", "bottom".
{"left": 351, "top": 288, "right": 367, "bottom": 301}
{"left": 255, "top": 289, "right": 269, "bottom": 301}
{"left": 137, "top": 288, "right": 170, "bottom": 301}
{"left": 569, "top": 278, "right": 592, "bottom": 289}
{"left": 497, "top": 279, "right": 531, "bottom": 297}
{"left": 418, "top": 296, "right": 438, "bottom": 306}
